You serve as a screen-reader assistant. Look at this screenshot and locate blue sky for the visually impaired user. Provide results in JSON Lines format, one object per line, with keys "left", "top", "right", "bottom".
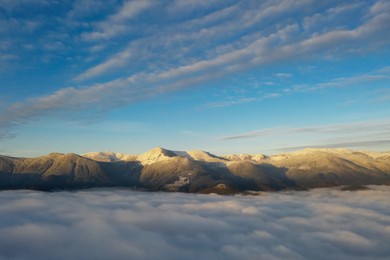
{"left": 0, "top": 0, "right": 389, "bottom": 157}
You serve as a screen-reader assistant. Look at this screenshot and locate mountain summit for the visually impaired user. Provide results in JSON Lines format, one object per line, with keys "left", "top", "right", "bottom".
{"left": 137, "top": 147, "right": 178, "bottom": 165}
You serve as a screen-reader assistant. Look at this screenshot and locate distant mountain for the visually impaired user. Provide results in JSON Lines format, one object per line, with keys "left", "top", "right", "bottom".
{"left": 1, "top": 147, "right": 389, "bottom": 194}
{"left": 82, "top": 151, "right": 137, "bottom": 162}
{"left": 223, "top": 153, "right": 269, "bottom": 163}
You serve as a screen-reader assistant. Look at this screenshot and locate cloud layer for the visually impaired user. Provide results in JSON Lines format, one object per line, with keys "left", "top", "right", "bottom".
{"left": 0, "top": 187, "right": 389, "bottom": 259}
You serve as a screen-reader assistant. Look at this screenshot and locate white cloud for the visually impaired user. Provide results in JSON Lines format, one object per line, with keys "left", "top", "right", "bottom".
{"left": 0, "top": 186, "right": 389, "bottom": 259}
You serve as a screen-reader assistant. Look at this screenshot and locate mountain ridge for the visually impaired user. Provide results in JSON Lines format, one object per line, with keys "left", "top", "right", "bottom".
{"left": 1, "top": 147, "right": 389, "bottom": 194}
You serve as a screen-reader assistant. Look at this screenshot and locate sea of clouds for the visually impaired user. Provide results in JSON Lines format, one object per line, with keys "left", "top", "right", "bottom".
{"left": 0, "top": 186, "right": 389, "bottom": 260}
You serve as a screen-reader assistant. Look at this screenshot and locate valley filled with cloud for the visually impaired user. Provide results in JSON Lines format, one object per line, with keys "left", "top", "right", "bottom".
{"left": 0, "top": 187, "right": 389, "bottom": 259}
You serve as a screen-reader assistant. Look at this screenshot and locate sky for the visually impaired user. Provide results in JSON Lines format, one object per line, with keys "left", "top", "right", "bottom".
{"left": 0, "top": 187, "right": 389, "bottom": 259}
{"left": 0, "top": 0, "right": 389, "bottom": 157}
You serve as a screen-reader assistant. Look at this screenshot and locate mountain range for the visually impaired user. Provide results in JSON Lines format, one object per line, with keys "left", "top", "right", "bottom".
{"left": 1, "top": 147, "right": 389, "bottom": 194}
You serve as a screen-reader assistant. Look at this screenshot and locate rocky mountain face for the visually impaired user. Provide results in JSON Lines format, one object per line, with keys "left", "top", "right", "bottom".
{"left": 1, "top": 147, "right": 389, "bottom": 193}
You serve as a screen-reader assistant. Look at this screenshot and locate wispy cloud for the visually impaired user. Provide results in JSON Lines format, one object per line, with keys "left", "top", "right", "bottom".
{"left": 220, "top": 120, "right": 390, "bottom": 140}
{"left": 274, "top": 73, "right": 293, "bottom": 78}
{"left": 76, "top": 1, "right": 390, "bottom": 82}
{"left": 81, "top": 0, "right": 154, "bottom": 41}
{"left": 374, "top": 88, "right": 390, "bottom": 103}
{"left": 286, "top": 67, "right": 390, "bottom": 93}
{"left": 273, "top": 140, "right": 390, "bottom": 152}
{"left": 204, "top": 91, "right": 282, "bottom": 109}
{"left": 206, "top": 97, "right": 258, "bottom": 108}
{"left": 1, "top": 1, "right": 390, "bottom": 138}
{"left": 263, "top": 93, "right": 281, "bottom": 99}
